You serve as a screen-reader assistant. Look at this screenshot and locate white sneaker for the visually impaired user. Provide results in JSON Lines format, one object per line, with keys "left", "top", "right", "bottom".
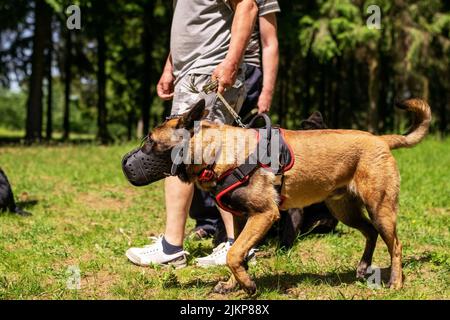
{"left": 125, "top": 235, "right": 189, "bottom": 268}
{"left": 195, "top": 242, "right": 256, "bottom": 267}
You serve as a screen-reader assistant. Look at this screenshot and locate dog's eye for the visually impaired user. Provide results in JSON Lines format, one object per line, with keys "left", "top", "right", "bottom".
{"left": 141, "top": 139, "right": 155, "bottom": 155}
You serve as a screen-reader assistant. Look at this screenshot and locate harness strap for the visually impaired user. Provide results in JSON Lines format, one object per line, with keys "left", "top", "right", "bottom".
{"left": 214, "top": 163, "right": 260, "bottom": 217}
{"left": 211, "top": 127, "right": 295, "bottom": 217}
{"left": 217, "top": 92, "right": 246, "bottom": 128}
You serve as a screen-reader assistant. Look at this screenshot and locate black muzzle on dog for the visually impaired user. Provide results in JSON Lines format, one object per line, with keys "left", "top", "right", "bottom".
{"left": 121, "top": 147, "right": 173, "bottom": 186}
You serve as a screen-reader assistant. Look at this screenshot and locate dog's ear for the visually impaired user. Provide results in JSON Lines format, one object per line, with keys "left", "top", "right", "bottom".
{"left": 178, "top": 99, "right": 208, "bottom": 130}
{"left": 300, "top": 111, "right": 327, "bottom": 130}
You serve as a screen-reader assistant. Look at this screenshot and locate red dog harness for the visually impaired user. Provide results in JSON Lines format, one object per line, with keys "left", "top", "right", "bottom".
{"left": 197, "top": 114, "right": 295, "bottom": 217}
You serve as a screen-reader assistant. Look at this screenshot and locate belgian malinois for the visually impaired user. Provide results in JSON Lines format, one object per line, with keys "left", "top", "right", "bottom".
{"left": 146, "top": 98, "right": 431, "bottom": 294}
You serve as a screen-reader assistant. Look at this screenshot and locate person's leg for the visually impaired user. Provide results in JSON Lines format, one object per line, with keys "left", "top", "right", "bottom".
{"left": 125, "top": 75, "right": 199, "bottom": 268}
{"left": 194, "top": 70, "right": 254, "bottom": 266}
{"left": 203, "top": 64, "right": 259, "bottom": 245}
{"left": 188, "top": 187, "right": 221, "bottom": 240}
{"left": 190, "top": 66, "right": 259, "bottom": 243}
{"left": 164, "top": 176, "right": 194, "bottom": 246}
{"left": 220, "top": 208, "right": 235, "bottom": 240}
{"left": 125, "top": 176, "right": 193, "bottom": 267}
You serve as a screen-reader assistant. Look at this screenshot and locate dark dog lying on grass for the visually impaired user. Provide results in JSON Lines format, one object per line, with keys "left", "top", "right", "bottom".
{"left": 276, "top": 112, "right": 338, "bottom": 248}
{"left": 0, "top": 168, "right": 31, "bottom": 216}
{"left": 261, "top": 112, "right": 338, "bottom": 248}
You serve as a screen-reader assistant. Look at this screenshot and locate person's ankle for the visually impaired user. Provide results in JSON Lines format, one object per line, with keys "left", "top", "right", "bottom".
{"left": 162, "top": 236, "right": 183, "bottom": 255}
{"left": 227, "top": 238, "right": 234, "bottom": 245}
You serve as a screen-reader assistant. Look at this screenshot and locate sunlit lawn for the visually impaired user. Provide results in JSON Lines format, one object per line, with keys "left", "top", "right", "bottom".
{"left": 0, "top": 136, "right": 448, "bottom": 299}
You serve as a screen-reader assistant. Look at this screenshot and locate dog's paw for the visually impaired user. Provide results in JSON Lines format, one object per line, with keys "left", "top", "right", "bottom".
{"left": 213, "top": 281, "right": 238, "bottom": 294}
{"left": 356, "top": 262, "right": 369, "bottom": 279}
{"left": 243, "top": 281, "right": 257, "bottom": 296}
{"left": 388, "top": 280, "right": 403, "bottom": 290}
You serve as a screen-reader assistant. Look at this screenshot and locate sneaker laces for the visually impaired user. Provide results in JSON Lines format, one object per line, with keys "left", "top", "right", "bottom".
{"left": 143, "top": 235, "right": 190, "bottom": 256}
{"left": 141, "top": 234, "right": 163, "bottom": 252}
{"left": 206, "top": 242, "right": 230, "bottom": 258}
{"left": 147, "top": 234, "right": 163, "bottom": 243}
{"left": 208, "top": 242, "right": 256, "bottom": 258}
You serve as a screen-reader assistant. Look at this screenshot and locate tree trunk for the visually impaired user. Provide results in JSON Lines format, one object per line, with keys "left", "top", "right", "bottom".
{"left": 367, "top": 56, "right": 379, "bottom": 133}
{"left": 63, "top": 30, "right": 72, "bottom": 141}
{"left": 127, "top": 111, "right": 134, "bottom": 141}
{"left": 301, "top": 54, "right": 312, "bottom": 121}
{"left": 377, "top": 52, "right": 389, "bottom": 132}
{"left": 97, "top": 26, "right": 110, "bottom": 144}
{"left": 346, "top": 56, "right": 357, "bottom": 129}
{"left": 438, "top": 82, "right": 448, "bottom": 136}
{"left": 140, "top": 2, "right": 155, "bottom": 137}
{"left": 45, "top": 20, "right": 53, "bottom": 140}
{"left": 319, "top": 63, "right": 326, "bottom": 120}
{"left": 331, "top": 57, "right": 341, "bottom": 129}
{"left": 279, "top": 70, "right": 286, "bottom": 127}
{"left": 277, "top": 62, "right": 285, "bottom": 126}
{"left": 327, "top": 63, "right": 335, "bottom": 128}
{"left": 162, "top": 100, "right": 172, "bottom": 120}
{"left": 26, "top": 0, "right": 51, "bottom": 142}
{"left": 278, "top": 49, "right": 291, "bottom": 127}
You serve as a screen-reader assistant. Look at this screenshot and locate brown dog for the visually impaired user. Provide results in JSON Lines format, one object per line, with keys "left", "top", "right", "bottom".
{"left": 147, "top": 98, "right": 431, "bottom": 294}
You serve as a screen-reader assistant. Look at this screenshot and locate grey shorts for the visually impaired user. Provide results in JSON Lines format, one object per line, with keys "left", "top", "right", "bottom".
{"left": 171, "top": 70, "right": 246, "bottom": 125}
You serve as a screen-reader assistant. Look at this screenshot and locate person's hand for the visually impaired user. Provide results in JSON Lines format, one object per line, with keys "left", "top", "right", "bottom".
{"left": 212, "top": 59, "right": 238, "bottom": 94}
{"left": 257, "top": 91, "right": 273, "bottom": 114}
{"left": 157, "top": 70, "right": 175, "bottom": 100}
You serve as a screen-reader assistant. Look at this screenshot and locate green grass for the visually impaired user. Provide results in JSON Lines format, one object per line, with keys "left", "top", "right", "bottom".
{"left": 0, "top": 137, "right": 449, "bottom": 300}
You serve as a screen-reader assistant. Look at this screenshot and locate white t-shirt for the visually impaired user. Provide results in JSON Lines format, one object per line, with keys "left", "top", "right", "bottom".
{"left": 171, "top": 0, "right": 234, "bottom": 84}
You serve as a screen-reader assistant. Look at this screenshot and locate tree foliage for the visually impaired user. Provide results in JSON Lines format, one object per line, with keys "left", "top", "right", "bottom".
{"left": 0, "top": 0, "right": 448, "bottom": 142}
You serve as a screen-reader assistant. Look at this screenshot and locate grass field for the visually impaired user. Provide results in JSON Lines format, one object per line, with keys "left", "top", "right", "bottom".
{"left": 0, "top": 137, "right": 449, "bottom": 300}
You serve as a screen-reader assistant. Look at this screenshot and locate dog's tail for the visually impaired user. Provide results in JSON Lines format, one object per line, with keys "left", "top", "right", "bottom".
{"left": 381, "top": 98, "right": 431, "bottom": 150}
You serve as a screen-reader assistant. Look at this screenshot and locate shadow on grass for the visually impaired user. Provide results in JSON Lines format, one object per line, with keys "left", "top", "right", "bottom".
{"left": 403, "top": 251, "right": 434, "bottom": 267}
{"left": 255, "top": 253, "right": 434, "bottom": 291}
{"left": 175, "top": 268, "right": 388, "bottom": 293}
{"left": 175, "top": 254, "right": 434, "bottom": 293}
{"left": 257, "top": 268, "right": 389, "bottom": 291}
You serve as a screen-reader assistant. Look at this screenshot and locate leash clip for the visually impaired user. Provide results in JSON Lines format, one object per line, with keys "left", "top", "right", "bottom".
{"left": 202, "top": 79, "right": 246, "bottom": 128}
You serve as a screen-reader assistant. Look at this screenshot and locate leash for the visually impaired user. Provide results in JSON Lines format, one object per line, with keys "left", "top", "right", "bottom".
{"left": 217, "top": 92, "right": 246, "bottom": 128}
{"left": 199, "top": 79, "right": 296, "bottom": 216}
{"left": 202, "top": 79, "right": 246, "bottom": 128}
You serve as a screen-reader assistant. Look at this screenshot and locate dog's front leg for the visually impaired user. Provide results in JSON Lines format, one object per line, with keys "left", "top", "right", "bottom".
{"left": 218, "top": 208, "right": 279, "bottom": 295}
{"left": 213, "top": 215, "right": 248, "bottom": 294}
